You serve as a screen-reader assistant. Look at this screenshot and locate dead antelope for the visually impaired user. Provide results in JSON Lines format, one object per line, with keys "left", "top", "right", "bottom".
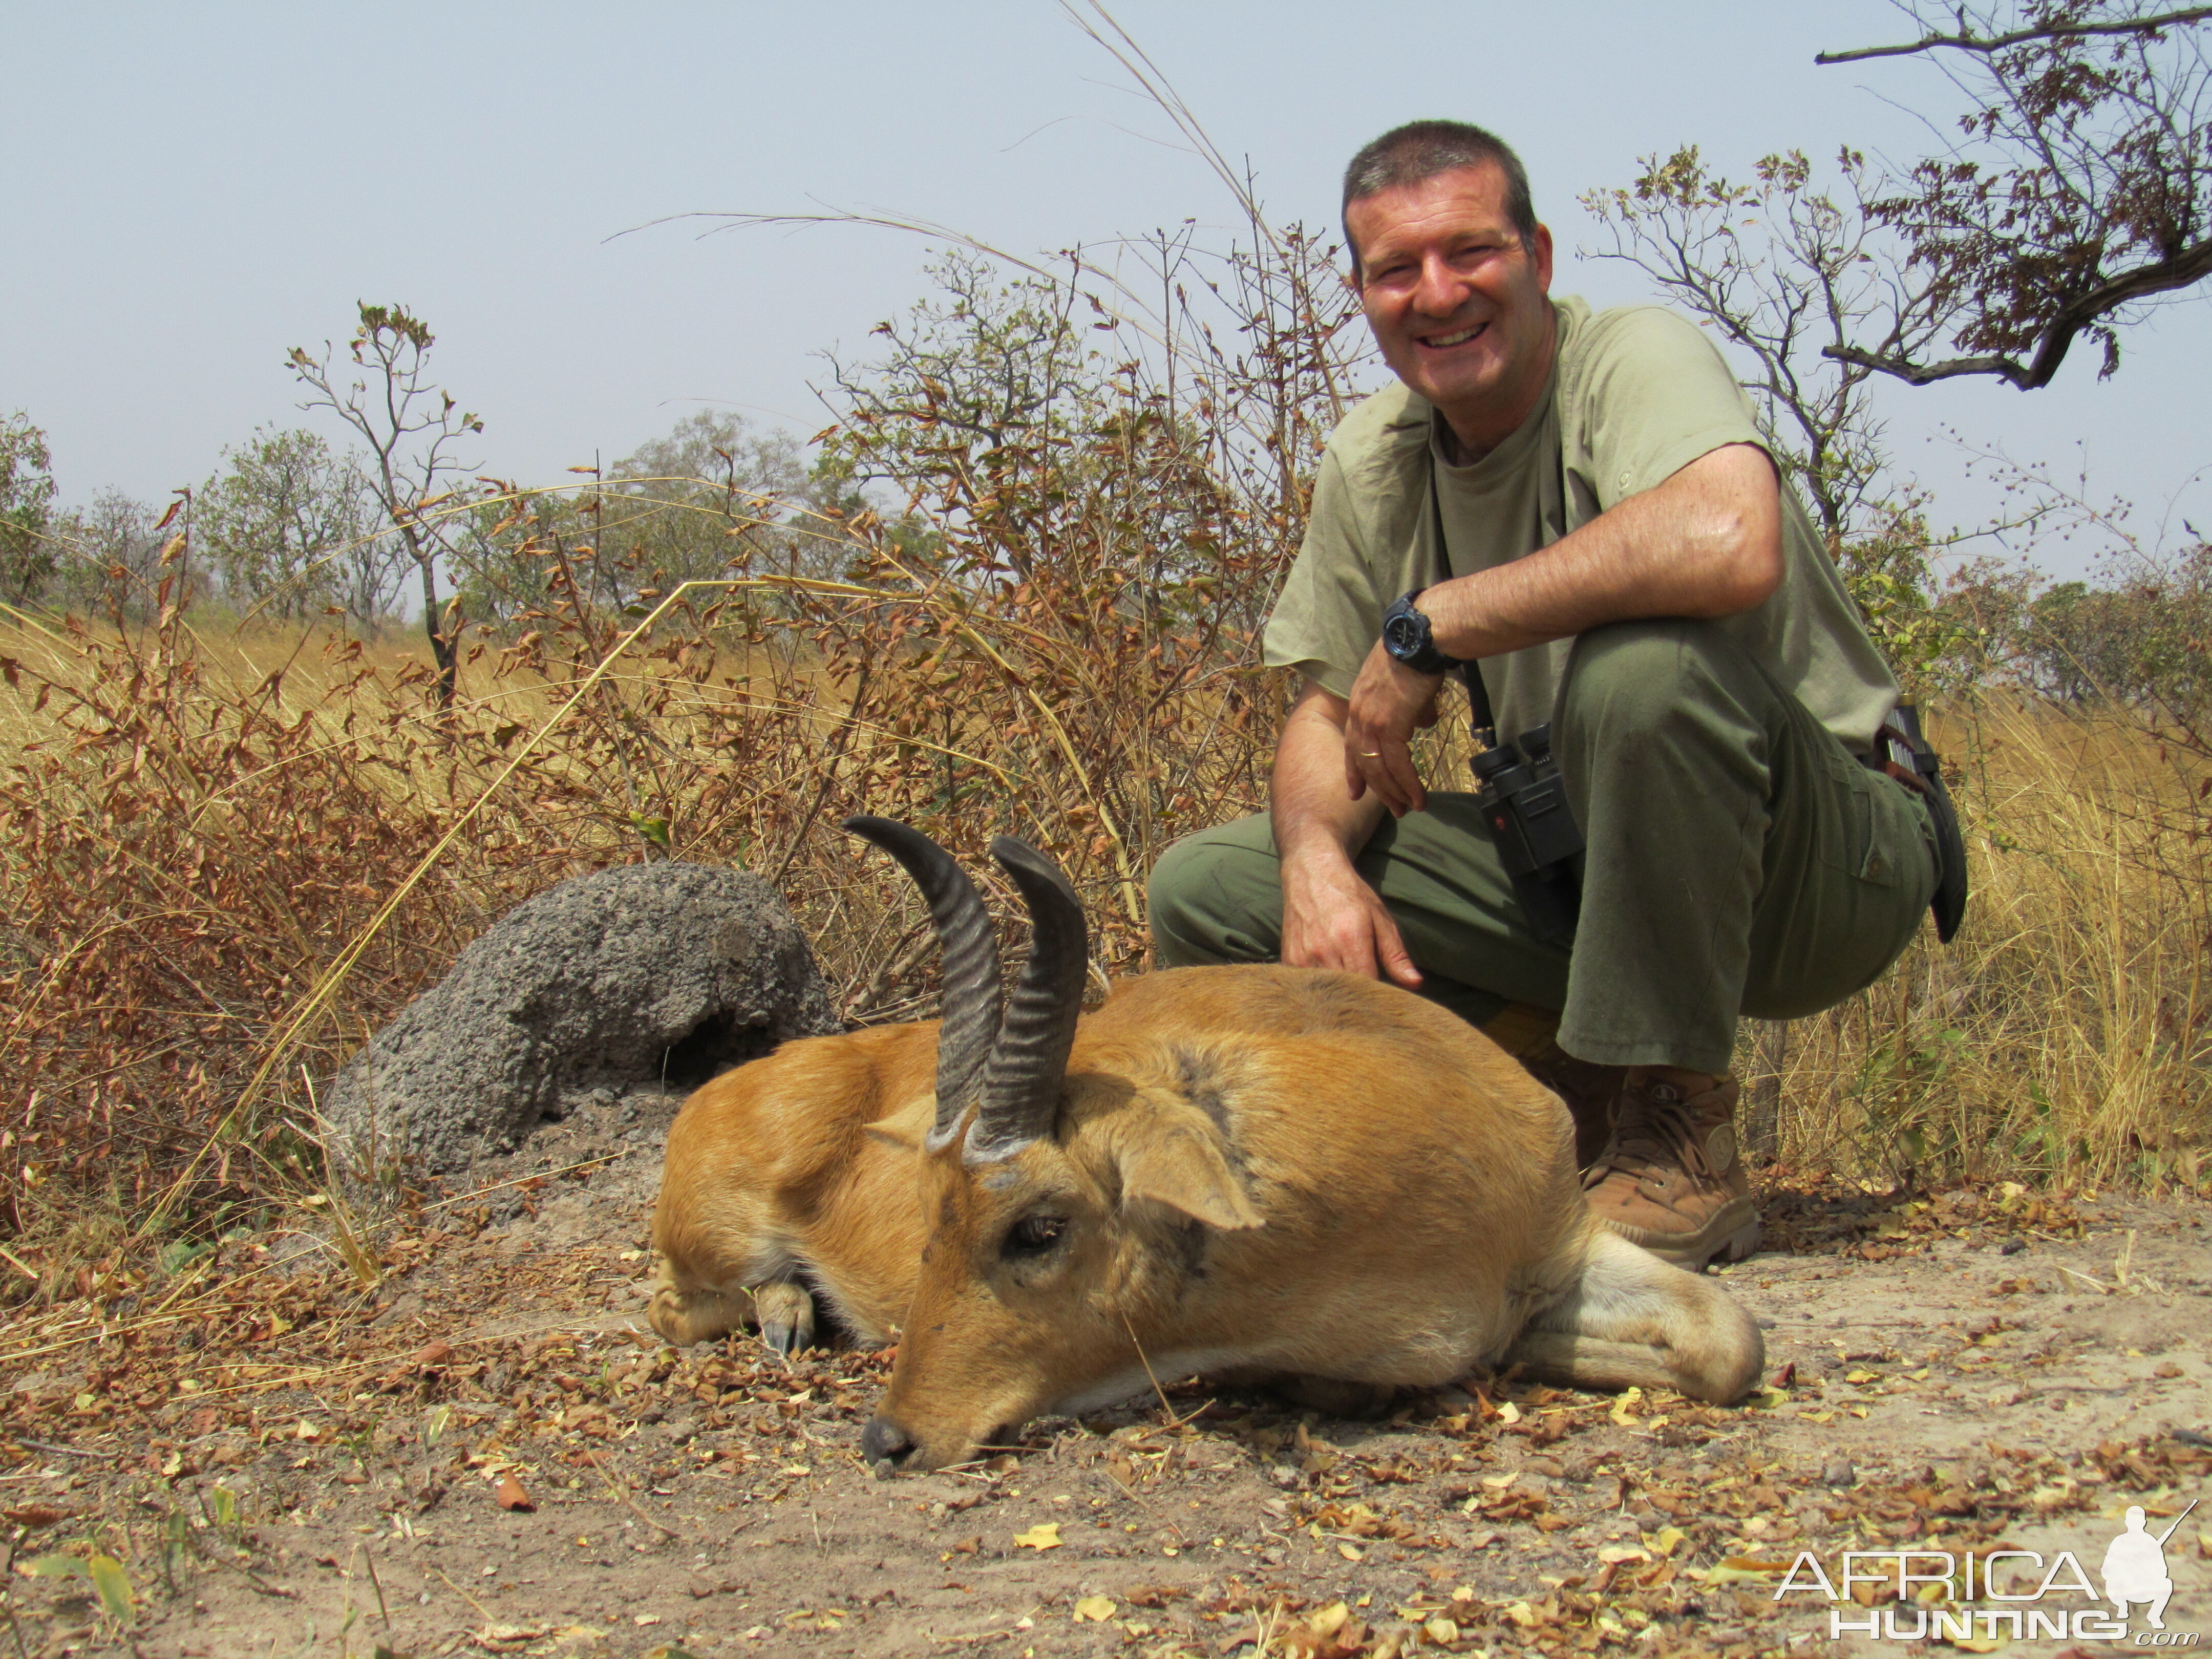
{"left": 650, "top": 817, "right": 1762, "bottom": 1473}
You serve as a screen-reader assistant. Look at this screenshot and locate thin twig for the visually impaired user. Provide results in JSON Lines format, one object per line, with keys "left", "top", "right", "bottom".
{"left": 7, "top": 1439, "right": 119, "bottom": 1462}
{"left": 583, "top": 1450, "right": 685, "bottom": 1541}
{"left": 1817, "top": 6, "right": 2212, "bottom": 62}
{"left": 423, "top": 1560, "right": 498, "bottom": 1624}
{"left": 358, "top": 1542, "right": 392, "bottom": 1630}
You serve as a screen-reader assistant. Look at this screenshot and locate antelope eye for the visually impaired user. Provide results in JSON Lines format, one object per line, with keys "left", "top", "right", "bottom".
{"left": 1004, "top": 1214, "right": 1067, "bottom": 1257}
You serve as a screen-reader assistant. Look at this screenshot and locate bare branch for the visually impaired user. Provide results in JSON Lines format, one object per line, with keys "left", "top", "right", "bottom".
{"left": 1826, "top": 235, "right": 2212, "bottom": 387}
{"left": 1816, "top": 4, "right": 2212, "bottom": 63}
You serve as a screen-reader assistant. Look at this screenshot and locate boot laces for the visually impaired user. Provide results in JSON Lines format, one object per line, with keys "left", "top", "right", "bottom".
{"left": 1586, "top": 1081, "right": 1712, "bottom": 1186}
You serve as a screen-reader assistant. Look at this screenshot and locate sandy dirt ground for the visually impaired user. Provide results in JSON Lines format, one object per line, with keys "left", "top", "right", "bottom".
{"left": 2, "top": 1085, "right": 2206, "bottom": 1659}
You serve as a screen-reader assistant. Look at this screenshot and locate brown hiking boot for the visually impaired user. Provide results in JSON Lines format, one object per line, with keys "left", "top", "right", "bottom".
{"left": 1518, "top": 1041, "right": 1627, "bottom": 1171}
{"left": 1582, "top": 1067, "right": 1759, "bottom": 1268}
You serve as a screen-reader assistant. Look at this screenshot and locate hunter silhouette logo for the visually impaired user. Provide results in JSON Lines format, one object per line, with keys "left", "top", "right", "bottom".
{"left": 1772, "top": 1496, "right": 2200, "bottom": 1644}
{"left": 2105, "top": 1503, "right": 2193, "bottom": 1631}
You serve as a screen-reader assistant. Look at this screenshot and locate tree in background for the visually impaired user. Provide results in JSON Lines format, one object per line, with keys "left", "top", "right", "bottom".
{"left": 447, "top": 411, "right": 821, "bottom": 630}
{"left": 41, "top": 490, "right": 174, "bottom": 619}
{"left": 0, "top": 413, "right": 57, "bottom": 606}
{"left": 198, "top": 425, "right": 402, "bottom": 633}
{"left": 610, "top": 409, "right": 822, "bottom": 592}
{"left": 2022, "top": 545, "right": 2212, "bottom": 712}
{"left": 822, "top": 252, "right": 1090, "bottom": 544}
{"left": 1819, "top": 1, "right": 2212, "bottom": 389}
{"left": 1581, "top": 149, "right": 1972, "bottom": 680}
{"left": 289, "top": 304, "right": 482, "bottom": 705}
{"left": 1583, "top": 2, "right": 2212, "bottom": 678}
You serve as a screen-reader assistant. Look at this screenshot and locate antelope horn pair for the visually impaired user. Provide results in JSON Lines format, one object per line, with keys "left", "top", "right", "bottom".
{"left": 844, "top": 817, "right": 1086, "bottom": 1162}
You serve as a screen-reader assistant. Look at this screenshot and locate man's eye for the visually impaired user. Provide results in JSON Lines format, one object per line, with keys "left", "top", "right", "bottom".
{"left": 1004, "top": 1215, "right": 1066, "bottom": 1256}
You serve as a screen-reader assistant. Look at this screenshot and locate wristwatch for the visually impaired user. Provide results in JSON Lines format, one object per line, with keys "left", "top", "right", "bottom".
{"left": 1380, "top": 589, "right": 1465, "bottom": 676}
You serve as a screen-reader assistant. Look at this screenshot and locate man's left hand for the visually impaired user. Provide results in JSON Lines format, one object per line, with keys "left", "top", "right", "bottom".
{"left": 1344, "top": 641, "right": 1444, "bottom": 816}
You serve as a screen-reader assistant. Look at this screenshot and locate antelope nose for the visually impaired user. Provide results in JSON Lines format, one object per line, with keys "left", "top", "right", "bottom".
{"left": 861, "top": 1413, "right": 917, "bottom": 1477}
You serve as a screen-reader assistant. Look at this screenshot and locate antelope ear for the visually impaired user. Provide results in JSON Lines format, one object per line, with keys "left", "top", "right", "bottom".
{"left": 862, "top": 1098, "right": 933, "bottom": 1152}
{"left": 1114, "top": 1114, "right": 1262, "bottom": 1232}
{"left": 864, "top": 1120, "right": 920, "bottom": 1151}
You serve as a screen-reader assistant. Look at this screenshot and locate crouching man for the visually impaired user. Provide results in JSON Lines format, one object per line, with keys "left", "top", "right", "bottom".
{"left": 1150, "top": 120, "right": 1956, "bottom": 1268}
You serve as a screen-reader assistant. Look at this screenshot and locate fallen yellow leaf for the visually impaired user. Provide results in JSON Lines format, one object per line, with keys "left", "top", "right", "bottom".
{"left": 1648, "top": 1526, "right": 1687, "bottom": 1558}
{"left": 1072, "top": 1596, "right": 1115, "bottom": 1622}
{"left": 1609, "top": 1386, "right": 1644, "bottom": 1426}
{"left": 1337, "top": 1542, "right": 1364, "bottom": 1561}
{"left": 1496, "top": 1400, "right": 1522, "bottom": 1424}
{"left": 1699, "top": 1557, "right": 1789, "bottom": 1586}
{"left": 1012, "top": 1522, "right": 1062, "bottom": 1551}
{"left": 1309, "top": 1603, "right": 1351, "bottom": 1636}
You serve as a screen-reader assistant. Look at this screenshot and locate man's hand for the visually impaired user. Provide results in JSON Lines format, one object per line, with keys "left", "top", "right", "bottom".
{"left": 1270, "top": 679, "right": 1423, "bottom": 991}
{"left": 1343, "top": 642, "right": 1445, "bottom": 817}
{"left": 1280, "top": 842, "right": 1423, "bottom": 988}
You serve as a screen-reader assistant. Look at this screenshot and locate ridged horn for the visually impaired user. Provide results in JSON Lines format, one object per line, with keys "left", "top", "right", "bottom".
{"left": 843, "top": 816, "right": 1002, "bottom": 1151}
{"left": 966, "top": 835, "right": 1088, "bottom": 1163}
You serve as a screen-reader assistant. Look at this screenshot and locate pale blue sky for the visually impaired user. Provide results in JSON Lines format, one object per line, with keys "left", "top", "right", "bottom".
{"left": 7, "top": 2, "right": 2206, "bottom": 579}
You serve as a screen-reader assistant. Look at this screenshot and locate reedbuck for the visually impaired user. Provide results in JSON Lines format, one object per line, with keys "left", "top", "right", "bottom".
{"left": 650, "top": 817, "right": 1762, "bottom": 1473}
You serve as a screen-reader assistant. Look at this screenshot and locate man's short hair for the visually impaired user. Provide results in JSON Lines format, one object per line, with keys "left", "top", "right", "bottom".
{"left": 1341, "top": 120, "right": 1537, "bottom": 279}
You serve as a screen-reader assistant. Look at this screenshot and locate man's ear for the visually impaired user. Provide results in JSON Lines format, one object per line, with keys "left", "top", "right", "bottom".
{"left": 1113, "top": 1111, "right": 1262, "bottom": 1232}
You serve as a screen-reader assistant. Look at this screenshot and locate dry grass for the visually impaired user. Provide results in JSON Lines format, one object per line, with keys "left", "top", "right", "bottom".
{"left": 4, "top": 578, "right": 2205, "bottom": 1302}
{"left": 0, "top": 515, "right": 1287, "bottom": 1279}
{"left": 1759, "top": 695, "right": 2210, "bottom": 1190}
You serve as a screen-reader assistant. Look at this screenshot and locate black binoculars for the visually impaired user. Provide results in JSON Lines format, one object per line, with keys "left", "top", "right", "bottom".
{"left": 1471, "top": 722, "right": 1584, "bottom": 950}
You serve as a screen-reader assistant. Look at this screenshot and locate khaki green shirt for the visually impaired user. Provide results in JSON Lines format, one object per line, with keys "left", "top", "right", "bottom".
{"left": 1264, "top": 296, "right": 1898, "bottom": 752}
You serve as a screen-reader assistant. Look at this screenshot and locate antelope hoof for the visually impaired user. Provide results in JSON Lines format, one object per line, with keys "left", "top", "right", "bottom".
{"left": 648, "top": 1283, "right": 748, "bottom": 1348}
{"left": 756, "top": 1282, "right": 817, "bottom": 1355}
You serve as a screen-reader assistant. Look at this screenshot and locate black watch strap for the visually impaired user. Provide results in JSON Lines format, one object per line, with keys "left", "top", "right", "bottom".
{"left": 1381, "top": 589, "right": 1464, "bottom": 676}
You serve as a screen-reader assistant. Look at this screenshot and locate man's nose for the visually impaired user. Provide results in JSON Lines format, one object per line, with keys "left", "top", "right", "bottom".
{"left": 1411, "top": 253, "right": 1462, "bottom": 316}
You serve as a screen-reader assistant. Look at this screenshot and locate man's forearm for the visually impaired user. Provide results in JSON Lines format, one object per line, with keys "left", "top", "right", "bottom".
{"left": 1420, "top": 442, "right": 1783, "bottom": 662}
{"left": 1270, "top": 685, "right": 1388, "bottom": 868}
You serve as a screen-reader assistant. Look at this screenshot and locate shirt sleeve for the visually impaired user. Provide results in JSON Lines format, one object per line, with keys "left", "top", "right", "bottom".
{"left": 1575, "top": 307, "right": 1771, "bottom": 509}
{"left": 1260, "top": 445, "right": 1384, "bottom": 700}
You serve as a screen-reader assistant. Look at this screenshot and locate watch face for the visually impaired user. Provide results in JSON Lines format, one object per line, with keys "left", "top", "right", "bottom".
{"left": 1384, "top": 610, "right": 1422, "bottom": 657}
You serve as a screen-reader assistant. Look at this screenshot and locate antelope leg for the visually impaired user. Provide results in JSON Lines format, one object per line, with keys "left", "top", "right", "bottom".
{"left": 1506, "top": 1228, "right": 1764, "bottom": 1405}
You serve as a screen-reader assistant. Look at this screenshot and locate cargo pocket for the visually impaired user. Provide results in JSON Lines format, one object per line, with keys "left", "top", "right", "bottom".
{"left": 1816, "top": 748, "right": 1900, "bottom": 887}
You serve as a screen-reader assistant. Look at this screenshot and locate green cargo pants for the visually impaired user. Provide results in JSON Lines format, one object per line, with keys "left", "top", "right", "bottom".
{"left": 1148, "top": 619, "right": 1939, "bottom": 1075}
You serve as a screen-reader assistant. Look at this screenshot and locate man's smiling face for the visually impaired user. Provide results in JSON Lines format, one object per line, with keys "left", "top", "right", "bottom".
{"left": 1347, "top": 161, "right": 1556, "bottom": 457}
